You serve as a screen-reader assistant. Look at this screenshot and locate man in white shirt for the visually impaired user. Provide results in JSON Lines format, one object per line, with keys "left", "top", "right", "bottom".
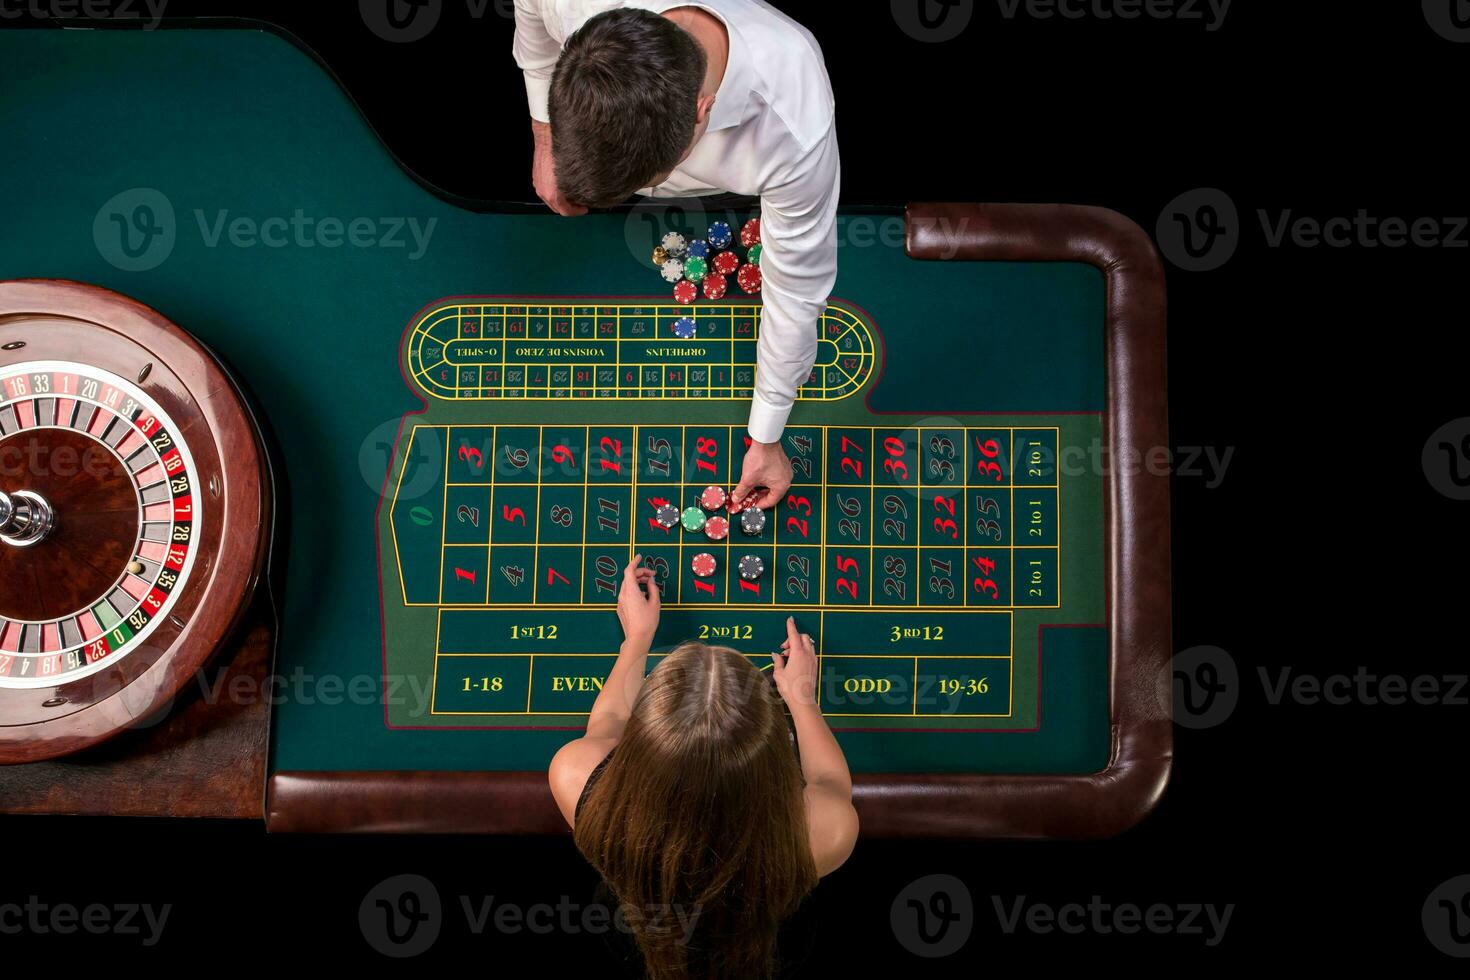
{"left": 513, "top": 0, "right": 840, "bottom": 509}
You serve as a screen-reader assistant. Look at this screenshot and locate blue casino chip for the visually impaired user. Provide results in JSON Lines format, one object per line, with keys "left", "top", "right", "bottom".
{"left": 707, "top": 221, "right": 733, "bottom": 248}
{"left": 673, "top": 316, "right": 698, "bottom": 339}
{"left": 686, "top": 239, "right": 711, "bottom": 259}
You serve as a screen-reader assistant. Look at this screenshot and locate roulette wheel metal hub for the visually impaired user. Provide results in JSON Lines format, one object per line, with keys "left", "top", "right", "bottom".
{"left": 0, "top": 489, "right": 56, "bottom": 547}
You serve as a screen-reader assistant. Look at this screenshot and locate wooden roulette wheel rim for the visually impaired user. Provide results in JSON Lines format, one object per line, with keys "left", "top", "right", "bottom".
{"left": 0, "top": 280, "right": 268, "bottom": 763}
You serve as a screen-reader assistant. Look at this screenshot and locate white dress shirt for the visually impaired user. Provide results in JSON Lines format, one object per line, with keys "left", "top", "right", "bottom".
{"left": 513, "top": 0, "right": 840, "bottom": 443}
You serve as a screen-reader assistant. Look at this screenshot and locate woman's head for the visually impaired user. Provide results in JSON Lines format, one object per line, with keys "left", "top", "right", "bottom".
{"left": 574, "top": 642, "right": 817, "bottom": 979}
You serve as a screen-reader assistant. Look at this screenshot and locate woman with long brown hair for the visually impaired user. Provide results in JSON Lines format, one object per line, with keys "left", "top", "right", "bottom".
{"left": 549, "top": 556, "right": 859, "bottom": 979}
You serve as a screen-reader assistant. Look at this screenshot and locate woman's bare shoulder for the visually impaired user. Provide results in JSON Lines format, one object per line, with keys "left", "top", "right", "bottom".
{"left": 804, "top": 783, "right": 860, "bottom": 877}
{"left": 547, "top": 736, "right": 619, "bottom": 827}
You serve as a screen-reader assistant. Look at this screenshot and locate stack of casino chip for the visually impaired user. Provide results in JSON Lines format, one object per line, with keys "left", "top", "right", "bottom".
{"left": 703, "top": 516, "right": 730, "bottom": 541}
{"left": 651, "top": 219, "right": 762, "bottom": 302}
{"left": 692, "top": 552, "right": 718, "bottom": 578}
{"left": 681, "top": 506, "right": 707, "bottom": 533}
{"left": 738, "top": 554, "right": 764, "bottom": 581}
{"left": 739, "top": 507, "right": 766, "bottom": 536}
{"left": 740, "top": 218, "right": 761, "bottom": 248}
{"left": 700, "top": 485, "right": 727, "bottom": 511}
{"left": 655, "top": 504, "right": 681, "bottom": 529}
{"left": 737, "top": 263, "right": 761, "bottom": 294}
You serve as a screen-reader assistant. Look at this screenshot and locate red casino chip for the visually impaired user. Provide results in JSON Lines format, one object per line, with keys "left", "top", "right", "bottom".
{"left": 692, "top": 552, "right": 718, "bottom": 578}
{"left": 703, "top": 516, "right": 730, "bottom": 541}
{"left": 712, "top": 250, "right": 740, "bottom": 276}
{"left": 740, "top": 218, "right": 761, "bottom": 248}
{"left": 702, "top": 274, "right": 728, "bottom": 300}
{"left": 737, "top": 264, "right": 762, "bottom": 294}
{"left": 700, "top": 485, "right": 727, "bottom": 511}
{"left": 673, "top": 279, "right": 698, "bottom": 304}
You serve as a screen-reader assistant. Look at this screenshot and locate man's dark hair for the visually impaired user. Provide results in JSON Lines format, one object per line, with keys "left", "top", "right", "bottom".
{"left": 550, "top": 8, "right": 707, "bottom": 209}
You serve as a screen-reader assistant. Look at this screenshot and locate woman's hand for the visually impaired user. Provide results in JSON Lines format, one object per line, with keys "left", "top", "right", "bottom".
{"left": 773, "top": 616, "right": 819, "bottom": 709}
{"left": 616, "top": 555, "right": 661, "bottom": 646}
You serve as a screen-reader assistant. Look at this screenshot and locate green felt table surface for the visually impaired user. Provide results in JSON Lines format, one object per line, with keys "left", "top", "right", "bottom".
{"left": 0, "top": 26, "right": 1110, "bottom": 776}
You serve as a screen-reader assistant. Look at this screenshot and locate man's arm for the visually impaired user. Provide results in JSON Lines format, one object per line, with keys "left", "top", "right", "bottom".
{"left": 732, "top": 123, "right": 841, "bottom": 508}
{"left": 512, "top": 0, "right": 562, "bottom": 124}
{"left": 749, "top": 123, "right": 841, "bottom": 443}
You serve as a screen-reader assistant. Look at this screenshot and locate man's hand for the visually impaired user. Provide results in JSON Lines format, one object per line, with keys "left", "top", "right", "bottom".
{"left": 616, "top": 555, "right": 661, "bottom": 645}
{"left": 731, "top": 438, "right": 792, "bottom": 512}
{"left": 531, "top": 119, "right": 588, "bottom": 217}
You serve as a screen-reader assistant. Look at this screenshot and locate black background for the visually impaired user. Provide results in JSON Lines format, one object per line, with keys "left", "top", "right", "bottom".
{"left": 2, "top": 0, "right": 1466, "bottom": 969}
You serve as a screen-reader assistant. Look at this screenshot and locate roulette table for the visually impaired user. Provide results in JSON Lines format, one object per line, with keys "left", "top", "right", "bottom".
{"left": 0, "top": 25, "right": 1171, "bottom": 838}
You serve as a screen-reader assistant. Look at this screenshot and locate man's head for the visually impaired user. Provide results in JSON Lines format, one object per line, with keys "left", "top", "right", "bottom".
{"left": 549, "top": 8, "right": 711, "bottom": 209}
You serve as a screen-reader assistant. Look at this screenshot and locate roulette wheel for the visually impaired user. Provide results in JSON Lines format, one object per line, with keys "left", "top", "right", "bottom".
{"left": 0, "top": 280, "right": 269, "bottom": 764}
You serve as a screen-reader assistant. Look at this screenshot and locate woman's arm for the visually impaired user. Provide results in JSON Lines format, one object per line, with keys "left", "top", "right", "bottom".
{"left": 584, "top": 557, "right": 661, "bottom": 739}
{"left": 773, "top": 617, "right": 859, "bottom": 875}
{"left": 547, "top": 557, "right": 662, "bottom": 826}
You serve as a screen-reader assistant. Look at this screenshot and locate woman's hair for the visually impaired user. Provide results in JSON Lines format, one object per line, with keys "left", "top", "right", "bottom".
{"left": 549, "top": 8, "right": 707, "bottom": 208}
{"left": 574, "top": 642, "right": 817, "bottom": 980}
